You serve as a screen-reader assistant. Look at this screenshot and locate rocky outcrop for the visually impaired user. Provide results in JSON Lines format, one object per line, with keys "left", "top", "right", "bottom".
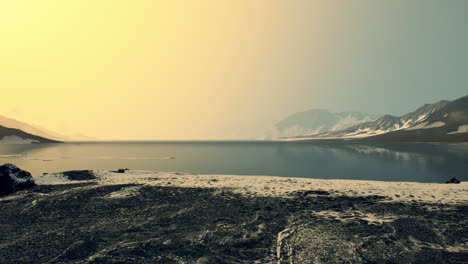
{"left": 62, "top": 170, "right": 96, "bottom": 181}
{"left": 0, "top": 164, "right": 35, "bottom": 195}
{"left": 446, "top": 177, "right": 461, "bottom": 184}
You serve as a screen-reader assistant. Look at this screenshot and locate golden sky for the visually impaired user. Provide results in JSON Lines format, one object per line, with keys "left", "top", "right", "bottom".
{"left": 1, "top": 1, "right": 467, "bottom": 140}
{"left": 0, "top": 1, "right": 334, "bottom": 139}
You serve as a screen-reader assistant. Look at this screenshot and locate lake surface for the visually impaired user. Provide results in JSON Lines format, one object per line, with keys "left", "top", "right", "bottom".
{"left": 0, "top": 141, "right": 467, "bottom": 183}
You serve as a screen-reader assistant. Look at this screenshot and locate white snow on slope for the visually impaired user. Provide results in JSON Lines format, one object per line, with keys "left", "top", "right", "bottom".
{"left": 406, "top": 122, "right": 445, "bottom": 131}
{"left": 415, "top": 114, "right": 428, "bottom": 122}
{"left": 0, "top": 135, "right": 39, "bottom": 144}
{"left": 343, "top": 129, "right": 389, "bottom": 138}
{"left": 448, "top": 125, "right": 468, "bottom": 134}
{"left": 406, "top": 122, "right": 429, "bottom": 130}
{"left": 425, "top": 122, "right": 446, "bottom": 129}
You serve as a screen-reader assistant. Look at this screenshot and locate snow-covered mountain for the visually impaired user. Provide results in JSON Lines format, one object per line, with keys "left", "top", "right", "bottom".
{"left": 366, "top": 95, "right": 468, "bottom": 142}
{"left": 288, "top": 95, "right": 468, "bottom": 142}
{"left": 313, "top": 100, "right": 450, "bottom": 139}
{"left": 264, "top": 109, "right": 377, "bottom": 139}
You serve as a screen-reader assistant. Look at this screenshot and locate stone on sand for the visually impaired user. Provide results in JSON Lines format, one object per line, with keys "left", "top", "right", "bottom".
{"left": 62, "top": 170, "right": 97, "bottom": 181}
{"left": 0, "top": 164, "right": 35, "bottom": 195}
{"left": 445, "top": 177, "right": 461, "bottom": 184}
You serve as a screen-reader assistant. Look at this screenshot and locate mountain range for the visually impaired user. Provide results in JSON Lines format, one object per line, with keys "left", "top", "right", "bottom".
{"left": 0, "top": 125, "right": 60, "bottom": 144}
{"left": 264, "top": 110, "right": 377, "bottom": 139}
{"left": 0, "top": 116, "right": 94, "bottom": 144}
{"left": 0, "top": 115, "right": 69, "bottom": 142}
{"left": 286, "top": 94, "right": 468, "bottom": 142}
{"left": 1, "top": 95, "right": 467, "bottom": 143}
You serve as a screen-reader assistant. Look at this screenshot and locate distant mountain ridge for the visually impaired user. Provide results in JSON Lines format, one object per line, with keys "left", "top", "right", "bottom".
{"left": 288, "top": 95, "right": 468, "bottom": 142}
{"left": 0, "top": 115, "right": 97, "bottom": 142}
{"left": 314, "top": 100, "right": 450, "bottom": 138}
{"left": 364, "top": 95, "right": 468, "bottom": 142}
{"left": 265, "top": 109, "right": 377, "bottom": 139}
{"left": 0, "top": 115, "right": 70, "bottom": 141}
{"left": 0, "top": 125, "right": 61, "bottom": 144}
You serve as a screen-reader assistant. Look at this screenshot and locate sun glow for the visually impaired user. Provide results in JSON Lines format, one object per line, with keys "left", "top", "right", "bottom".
{"left": 0, "top": 1, "right": 338, "bottom": 139}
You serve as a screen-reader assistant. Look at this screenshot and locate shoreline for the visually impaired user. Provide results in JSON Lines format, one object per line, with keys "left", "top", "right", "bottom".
{"left": 35, "top": 170, "right": 468, "bottom": 205}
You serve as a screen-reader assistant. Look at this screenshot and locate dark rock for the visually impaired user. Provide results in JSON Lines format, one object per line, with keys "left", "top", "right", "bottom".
{"left": 445, "top": 177, "right": 461, "bottom": 184}
{"left": 0, "top": 164, "right": 35, "bottom": 195}
{"left": 116, "top": 169, "right": 126, "bottom": 173}
{"left": 62, "top": 170, "right": 96, "bottom": 181}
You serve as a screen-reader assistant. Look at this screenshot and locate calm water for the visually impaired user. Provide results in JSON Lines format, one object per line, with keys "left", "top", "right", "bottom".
{"left": 0, "top": 141, "right": 467, "bottom": 183}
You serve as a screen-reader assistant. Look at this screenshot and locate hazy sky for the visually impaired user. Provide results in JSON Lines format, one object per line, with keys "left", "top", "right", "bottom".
{"left": 1, "top": 1, "right": 467, "bottom": 140}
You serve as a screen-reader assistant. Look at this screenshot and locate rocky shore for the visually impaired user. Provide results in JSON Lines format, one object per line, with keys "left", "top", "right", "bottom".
{"left": 0, "top": 169, "right": 467, "bottom": 263}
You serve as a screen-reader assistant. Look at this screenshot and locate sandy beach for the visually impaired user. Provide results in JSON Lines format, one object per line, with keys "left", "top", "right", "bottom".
{"left": 33, "top": 170, "right": 468, "bottom": 205}
{"left": 1, "top": 170, "right": 467, "bottom": 263}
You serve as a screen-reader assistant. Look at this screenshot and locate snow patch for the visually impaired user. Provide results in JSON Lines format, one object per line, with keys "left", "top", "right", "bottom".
{"left": 406, "top": 122, "right": 429, "bottom": 130}
{"left": 425, "top": 122, "right": 446, "bottom": 129}
{"left": 416, "top": 114, "right": 428, "bottom": 122}
{"left": 448, "top": 124, "right": 468, "bottom": 134}
{"left": 0, "top": 135, "right": 39, "bottom": 144}
{"left": 406, "top": 122, "right": 445, "bottom": 131}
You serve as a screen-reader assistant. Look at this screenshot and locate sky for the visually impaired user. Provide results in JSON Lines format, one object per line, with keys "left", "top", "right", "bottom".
{"left": 0, "top": 0, "right": 467, "bottom": 140}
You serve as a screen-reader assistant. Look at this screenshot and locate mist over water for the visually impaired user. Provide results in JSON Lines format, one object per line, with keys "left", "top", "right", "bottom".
{"left": 0, "top": 141, "right": 466, "bottom": 183}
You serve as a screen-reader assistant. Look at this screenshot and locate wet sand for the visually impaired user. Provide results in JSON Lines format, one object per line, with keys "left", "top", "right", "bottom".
{"left": 1, "top": 170, "right": 467, "bottom": 263}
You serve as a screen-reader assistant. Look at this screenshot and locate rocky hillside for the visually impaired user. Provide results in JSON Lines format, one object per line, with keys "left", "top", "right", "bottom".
{"left": 289, "top": 95, "right": 468, "bottom": 142}
{"left": 364, "top": 95, "right": 468, "bottom": 142}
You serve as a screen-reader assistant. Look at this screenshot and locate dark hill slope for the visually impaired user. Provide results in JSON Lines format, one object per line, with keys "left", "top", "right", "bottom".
{"left": 0, "top": 125, "right": 61, "bottom": 143}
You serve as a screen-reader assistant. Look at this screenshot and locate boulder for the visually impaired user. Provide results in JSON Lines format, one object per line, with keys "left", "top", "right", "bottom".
{"left": 445, "top": 177, "right": 461, "bottom": 184}
{"left": 62, "top": 170, "right": 96, "bottom": 181}
{"left": 0, "top": 164, "right": 35, "bottom": 195}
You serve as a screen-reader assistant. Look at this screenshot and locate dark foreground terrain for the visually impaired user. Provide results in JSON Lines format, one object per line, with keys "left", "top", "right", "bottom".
{"left": 0, "top": 182, "right": 466, "bottom": 264}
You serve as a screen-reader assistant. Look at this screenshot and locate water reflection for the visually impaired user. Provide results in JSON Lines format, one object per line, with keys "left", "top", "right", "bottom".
{"left": 274, "top": 142, "right": 468, "bottom": 182}
{"left": 0, "top": 142, "right": 466, "bottom": 183}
